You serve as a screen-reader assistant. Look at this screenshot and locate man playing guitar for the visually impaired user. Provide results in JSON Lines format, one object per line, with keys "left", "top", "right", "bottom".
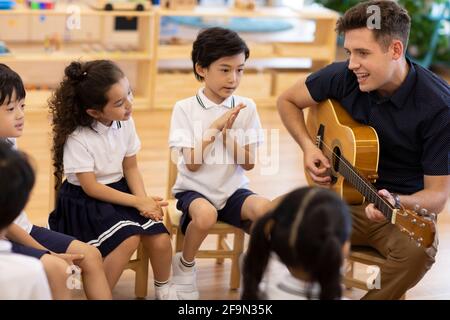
{"left": 277, "top": 0, "right": 449, "bottom": 299}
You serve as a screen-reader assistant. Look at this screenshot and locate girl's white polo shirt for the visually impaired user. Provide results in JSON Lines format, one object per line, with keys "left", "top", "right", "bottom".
{"left": 63, "top": 117, "right": 141, "bottom": 186}
{"left": 168, "top": 89, "right": 264, "bottom": 210}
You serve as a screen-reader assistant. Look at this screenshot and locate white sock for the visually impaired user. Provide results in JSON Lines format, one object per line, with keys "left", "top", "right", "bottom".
{"left": 180, "top": 255, "right": 195, "bottom": 273}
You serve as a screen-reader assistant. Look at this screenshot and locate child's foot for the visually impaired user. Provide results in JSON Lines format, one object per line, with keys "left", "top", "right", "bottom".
{"left": 155, "top": 282, "right": 178, "bottom": 300}
{"left": 172, "top": 252, "right": 199, "bottom": 300}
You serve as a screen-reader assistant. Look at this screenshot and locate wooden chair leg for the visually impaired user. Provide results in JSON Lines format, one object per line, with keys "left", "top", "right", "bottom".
{"left": 344, "top": 260, "right": 354, "bottom": 290}
{"left": 134, "top": 243, "right": 149, "bottom": 299}
{"left": 216, "top": 234, "right": 226, "bottom": 265}
{"left": 230, "top": 230, "right": 245, "bottom": 290}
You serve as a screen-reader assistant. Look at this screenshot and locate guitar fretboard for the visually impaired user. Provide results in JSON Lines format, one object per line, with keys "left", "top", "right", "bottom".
{"left": 323, "top": 146, "right": 394, "bottom": 220}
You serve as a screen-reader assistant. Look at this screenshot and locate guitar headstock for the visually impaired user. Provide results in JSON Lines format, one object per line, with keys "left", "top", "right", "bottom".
{"left": 392, "top": 205, "right": 436, "bottom": 248}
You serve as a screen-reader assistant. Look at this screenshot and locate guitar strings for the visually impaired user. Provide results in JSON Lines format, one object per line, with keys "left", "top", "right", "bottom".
{"left": 318, "top": 138, "right": 394, "bottom": 211}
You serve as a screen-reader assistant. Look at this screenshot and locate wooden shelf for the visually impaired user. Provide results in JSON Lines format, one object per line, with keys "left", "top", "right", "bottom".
{"left": 0, "top": 43, "right": 151, "bottom": 62}
{"left": 156, "top": 6, "right": 339, "bottom": 19}
{"left": 0, "top": 3, "right": 154, "bottom": 17}
{"left": 2, "top": 4, "right": 338, "bottom": 111}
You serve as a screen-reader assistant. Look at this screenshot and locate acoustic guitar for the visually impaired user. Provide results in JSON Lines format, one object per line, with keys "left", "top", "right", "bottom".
{"left": 305, "top": 99, "right": 436, "bottom": 248}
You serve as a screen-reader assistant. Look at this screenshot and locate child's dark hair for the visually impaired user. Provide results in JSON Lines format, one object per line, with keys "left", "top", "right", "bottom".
{"left": 49, "top": 60, "right": 124, "bottom": 189}
{"left": 0, "top": 140, "right": 35, "bottom": 230}
{"left": 242, "top": 187, "right": 352, "bottom": 300}
{"left": 191, "top": 27, "right": 250, "bottom": 81}
{"left": 0, "top": 63, "right": 26, "bottom": 106}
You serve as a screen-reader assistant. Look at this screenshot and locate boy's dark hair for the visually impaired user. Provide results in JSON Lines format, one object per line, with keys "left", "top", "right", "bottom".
{"left": 49, "top": 60, "right": 125, "bottom": 190}
{"left": 336, "top": 0, "right": 411, "bottom": 52}
{"left": 242, "top": 186, "right": 352, "bottom": 300}
{"left": 0, "top": 140, "right": 35, "bottom": 230}
{"left": 0, "top": 63, "right": 26, "bottom": 106}
{"left": 191, "top": 27, "right": 250, "bottom": 81}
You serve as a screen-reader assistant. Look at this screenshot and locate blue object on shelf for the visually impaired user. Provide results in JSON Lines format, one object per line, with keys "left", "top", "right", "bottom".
{"left": 0, "top": 0, "right": 15, "bottom": 10}
{"left": 167, "top": 16, "right": 294, "bottom": 33}
{"left": 0, "top": 41, "right": 11, "bottom": 55}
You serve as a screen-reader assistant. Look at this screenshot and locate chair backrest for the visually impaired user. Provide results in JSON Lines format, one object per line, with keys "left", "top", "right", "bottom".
{"left": 166, "top": 149, "right": 178, "bottom": 200}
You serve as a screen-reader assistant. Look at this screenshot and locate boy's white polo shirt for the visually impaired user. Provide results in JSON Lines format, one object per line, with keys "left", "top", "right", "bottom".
{"left": 0, "top": 240, "right": 52, "bottom": 299}
{"left": 168, "top": 88, "right": 264, "bottom": 210}
{"left": 63, "top": 117, "right": 141, "bottom": 186}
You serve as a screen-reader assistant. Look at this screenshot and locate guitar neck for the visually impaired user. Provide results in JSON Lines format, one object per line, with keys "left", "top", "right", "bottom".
{"left": 337, "top": 156, "right": 394, "bottom": 219}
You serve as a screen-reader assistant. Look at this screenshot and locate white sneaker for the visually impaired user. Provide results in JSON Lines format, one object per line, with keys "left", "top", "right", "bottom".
{"left": 155, "top": 283, "right": 178, "bottom": 300}
{"left": 172, "top": 252, "right": 199, "bottom": 300}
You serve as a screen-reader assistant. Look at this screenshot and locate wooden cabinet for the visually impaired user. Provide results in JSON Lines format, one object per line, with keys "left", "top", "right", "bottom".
{"left": 0, "top": 3, "right": 338, "bottom": 111}
{"left": 0, "top": 2, "right": 157, "bottom": 110}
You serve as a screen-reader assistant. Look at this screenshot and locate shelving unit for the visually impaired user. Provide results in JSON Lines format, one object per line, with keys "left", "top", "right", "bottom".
{"left": 0, "top": 2, "right": 157, "bottom": 110}
{"left": 1, "top": 3, "right": 339, "bottom": 111}
{"left": 153, "top": 5, "right": 339, "bottom": 109}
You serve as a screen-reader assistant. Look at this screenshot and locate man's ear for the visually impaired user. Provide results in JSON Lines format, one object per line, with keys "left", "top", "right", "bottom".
{"left": 86, "top": 108, "right": 101, "bottom": 119}
{"left": 195, "top": 63, "right": 206, "bottom": 78}
{"left": 391, "top": 39, "right": 404, "bottom": 60}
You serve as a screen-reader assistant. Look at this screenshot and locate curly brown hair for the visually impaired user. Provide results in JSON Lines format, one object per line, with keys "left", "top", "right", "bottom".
{"left": 49, "top": 60, "right": 124, "bottom": 189}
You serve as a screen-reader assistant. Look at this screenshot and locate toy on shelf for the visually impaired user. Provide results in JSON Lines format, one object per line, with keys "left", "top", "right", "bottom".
{"left": 43, "top": 33, "right": 61, "bottom": 53}
{"left": 27, "top": 0, "right": 55, "bottom": 10}
{"left": 88, "top": 0, "right": 151, "bottom": 11}
{"left": 0, "top": 41, "right": 12, "bottom": 55}
{"left": 160, "top": 0, "right": 196, "bottom": 10}
{"left": 234, "top": 0, "right": 255, "bottom": 10}
{"left": 0, "top": 0, "right": 16, "bottom": 10}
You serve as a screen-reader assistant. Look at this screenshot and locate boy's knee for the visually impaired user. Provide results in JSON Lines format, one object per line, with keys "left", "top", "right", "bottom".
{"left": 192, "top": 213, "right": 217, "bottom": 231}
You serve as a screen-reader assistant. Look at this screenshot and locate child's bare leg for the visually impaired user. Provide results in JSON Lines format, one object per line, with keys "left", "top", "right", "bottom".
{"left": 141, "top": 233, "right": 172, "bottom": 282}
{"left": 182, "top": 198, "right": 218, "bottom": 261}
{"left": 103, "top": 235, "right": 140, "bottom": 289}
{"left": 241, "top": 195, "right": 272, "bottom": 222}
{"left": 40, "top": 254, "right": 72, "bottom": 300}
{"left": 66, "top": 240, "right": 112, "bottom": 299}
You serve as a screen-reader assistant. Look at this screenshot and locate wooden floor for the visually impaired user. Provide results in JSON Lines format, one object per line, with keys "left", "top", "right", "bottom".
{"left": 18, "top": 106, "right": 450, "bottom": 300}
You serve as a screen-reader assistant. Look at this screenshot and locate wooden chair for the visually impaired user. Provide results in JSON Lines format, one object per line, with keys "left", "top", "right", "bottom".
{"left": 164, "top": 151, "right": 245, "bottom": 290}
{"left": 344, "top": 246, "right": 406, "bottom": 300}
{"left": 48, "top": 163, "right": 149, "bottom": 299}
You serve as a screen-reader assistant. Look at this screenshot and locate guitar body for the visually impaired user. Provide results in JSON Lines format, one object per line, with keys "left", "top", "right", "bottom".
{"left": 305, "top": 99, "right": 379, "bottom": 205}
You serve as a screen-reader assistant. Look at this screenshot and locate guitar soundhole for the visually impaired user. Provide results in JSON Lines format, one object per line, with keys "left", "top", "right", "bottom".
{"left": 330, "top": 146, "right": 341, "bottom": 184}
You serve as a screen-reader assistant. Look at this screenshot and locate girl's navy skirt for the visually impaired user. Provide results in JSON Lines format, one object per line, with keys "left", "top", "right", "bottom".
{"left": 48, "top": 178, "right": 168, "bottom": 257}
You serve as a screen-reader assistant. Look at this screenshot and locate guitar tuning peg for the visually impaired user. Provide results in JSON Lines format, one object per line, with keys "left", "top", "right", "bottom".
{"left": 430, "top": 213, "right": 437, "bottom": 221}
{"left": 419, "top": 208, "right": 428, "bottom": 216}
{"left": 416, "top": 242, "right": 422, "bottom": 248}
{"left": 413, "top": 204, "right": 420, "bottom": 213}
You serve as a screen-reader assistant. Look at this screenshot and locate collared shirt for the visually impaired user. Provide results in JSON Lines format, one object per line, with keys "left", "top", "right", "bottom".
{"left": 64, "top": 117, "right": 141, "bottom": 186}
{"left": 168, "top": 88, "right": 264, "bottom": 209}
{"left": 260, "top": 256, "right": 322, "bottom": 300}
{"left": 306, "top": 59, "right": 449, "bottom": 194}
{"left": 0, "top": 240, "right": 52, "bottom": 299}
{"left": 5, "top": 138, "right": 33, "bottom": 233}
